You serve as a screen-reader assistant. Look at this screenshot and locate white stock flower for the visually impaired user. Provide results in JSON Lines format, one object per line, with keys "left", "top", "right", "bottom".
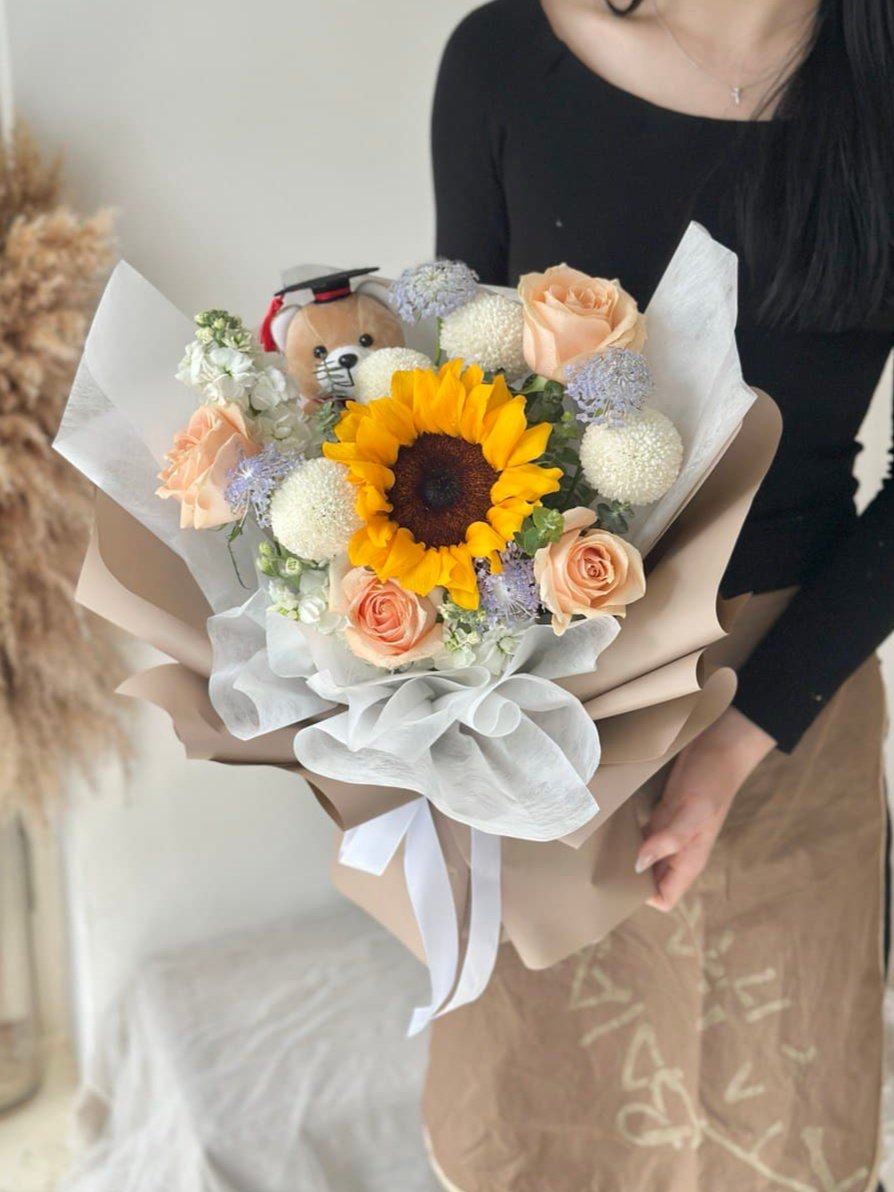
{"left": 352, "top": 347, "right": 435, "bottom": 404}
{"left": 269, "top": 572, "right": 344, "bottom": 633}
{"left": 178, "top": 344, "right": 259, "bottom": 406}
{"left": 253, "top": 404, "right": 313, "bottom": 454}
{"left": 175, "top": 341, "right": 210, "bottom": 390}
{"left": 269, "top": 457, "right": 361, "bottom": 562}
{"left": 434, "top": 616, "right": 522, "bottom": 675}
{"left": 251, "top": 365, "right": 297, "bottom": 411}
{"left": 580, "top": 407, "right": 683, "bottom": 505}
{"left": 440, "top": 291, "right": 527, "bottom": 377}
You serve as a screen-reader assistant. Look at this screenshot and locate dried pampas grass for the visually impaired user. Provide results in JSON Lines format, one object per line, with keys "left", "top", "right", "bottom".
{"left": 0, "top": 126, "right": 128, "bottom": 820}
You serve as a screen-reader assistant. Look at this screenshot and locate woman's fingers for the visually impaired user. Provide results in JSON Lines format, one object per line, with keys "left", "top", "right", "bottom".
{"left": 646, "top": 839, "right": 711, "bottom": 912}
{"left": 633, "top": 708, "right": 774, "bottom": 913}
{"left": 635, "top": 790, "right": 716, "bottom": 873}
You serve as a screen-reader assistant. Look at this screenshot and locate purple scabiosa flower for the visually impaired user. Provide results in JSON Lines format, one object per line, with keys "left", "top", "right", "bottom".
{"left": 565, "top": 347, "right": 653, "bottom": 427}
{"left": 476, "top": 547, "right": 541, "bottom": 627}
{"left": 389, "top": 259, "right": 479, "bottom": 325}
{"left": 226, "top": 443, "right": 301, "bottom": 527}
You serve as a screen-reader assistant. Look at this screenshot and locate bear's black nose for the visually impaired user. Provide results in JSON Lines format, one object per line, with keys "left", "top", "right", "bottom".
{"left": 339, "top": 352, "right": 358, "bottom": 369}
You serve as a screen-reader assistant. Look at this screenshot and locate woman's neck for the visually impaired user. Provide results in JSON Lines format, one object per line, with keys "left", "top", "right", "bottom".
{"left": 541, "top": 0, "right": 818, "bottom": 120}
{"left": 654, "top": 0, "right": 818, "bottom": 75}
{"left": 659, "top": 0, "right": 818, "bottom": 47}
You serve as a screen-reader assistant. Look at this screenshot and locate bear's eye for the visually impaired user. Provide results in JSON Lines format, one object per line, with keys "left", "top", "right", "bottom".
{"left": 358, "top": 333, "right": 374, "bottom": 348}
{"left": 313, "top": 344, "right": 328, "bottom": 360}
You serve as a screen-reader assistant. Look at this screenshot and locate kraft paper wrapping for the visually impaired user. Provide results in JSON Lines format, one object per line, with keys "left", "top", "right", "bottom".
{"left": 76, "top": 389, "right": 780, "bottom": 974}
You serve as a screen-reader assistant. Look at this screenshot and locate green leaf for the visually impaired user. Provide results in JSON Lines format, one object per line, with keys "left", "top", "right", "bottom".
{"left": 521, "top": 373, "right": 548, "bottom": 394}
{"left": 531, "top": 506, "right": 564, "bottom": 540}
{"left": 524, "top": 383, "right": 568, "bottom": 426}
{"left": 595, "top": 500, "right": 634, "bottom": 535}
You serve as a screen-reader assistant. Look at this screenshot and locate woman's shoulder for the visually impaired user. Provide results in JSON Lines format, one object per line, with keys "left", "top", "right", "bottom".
{"left": 443, "top": 0, "right": 560, "bottom": 71}
{"left": 449, "top": 0, "right": 533, "bottom": 40}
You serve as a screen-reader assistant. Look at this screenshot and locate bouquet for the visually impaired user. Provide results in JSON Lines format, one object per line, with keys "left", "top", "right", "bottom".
{"left": 56, "top": 224, "right": 780, "bottom": 1033}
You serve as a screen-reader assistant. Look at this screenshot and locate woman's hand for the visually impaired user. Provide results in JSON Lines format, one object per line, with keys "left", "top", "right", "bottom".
{"left": 635, "top": 707, "right": 776, "bottom": 912}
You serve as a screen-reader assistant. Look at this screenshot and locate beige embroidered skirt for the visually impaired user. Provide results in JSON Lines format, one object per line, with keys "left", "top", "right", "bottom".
{"left": 424, "top": 594, "right": 888, "bottom": 1192}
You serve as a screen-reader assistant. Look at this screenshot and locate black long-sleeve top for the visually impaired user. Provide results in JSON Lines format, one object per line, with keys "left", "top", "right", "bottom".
{"left": 432, "top": 0, "right": 894, "bottom": 752}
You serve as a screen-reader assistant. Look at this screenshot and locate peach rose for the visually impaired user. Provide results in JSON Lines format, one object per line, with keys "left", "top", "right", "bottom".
{"left": 330, "top": 563, "right": 443, "bottom": 669}
{"left": 156, "top": 403, "right": 258, "bottom": 529}
{"left": 518, "top": 265, "right": 646, "bottom": 381}
{"left": 534, "top": 507, "right": 645, "bottom": 635}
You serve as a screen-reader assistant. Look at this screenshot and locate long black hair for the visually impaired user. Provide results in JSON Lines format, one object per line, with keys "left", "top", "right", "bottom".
{"left": 609, "top": 0, "right": 894, "bottom": 332}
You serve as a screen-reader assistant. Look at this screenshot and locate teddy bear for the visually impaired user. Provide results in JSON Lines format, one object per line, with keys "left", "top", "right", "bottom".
{"left": 259, "top": 266, "right": 405, "bottom": 405}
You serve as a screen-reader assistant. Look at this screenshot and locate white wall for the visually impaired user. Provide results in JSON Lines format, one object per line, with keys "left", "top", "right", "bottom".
{"left": 6, "top": 0, "right": 892, "bottom": 1062}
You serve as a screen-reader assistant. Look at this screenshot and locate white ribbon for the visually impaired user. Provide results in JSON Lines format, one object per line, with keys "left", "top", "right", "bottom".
{"left": 339, "top": 799, "right": 502, "bottom": 1035}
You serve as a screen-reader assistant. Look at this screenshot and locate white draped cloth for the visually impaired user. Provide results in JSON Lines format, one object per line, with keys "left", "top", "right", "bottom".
{"left": 62, "top": 907, "right": 441, "bottom": 1192}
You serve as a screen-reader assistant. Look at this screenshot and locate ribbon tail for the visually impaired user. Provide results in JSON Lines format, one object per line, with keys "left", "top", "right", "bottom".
{"left": 404, "top": 802, "right": 461, "bottom": 1037}
{"left": 432, "top": 827, "right": 502, "bottom": 1020}
{"left": 338, "top": 801, "right": 503, "bottom": 1037}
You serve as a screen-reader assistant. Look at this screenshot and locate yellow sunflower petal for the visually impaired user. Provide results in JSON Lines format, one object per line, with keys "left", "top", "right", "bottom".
{"left": 464, "top": 520, "right": 506, "bottom": 558}
{"left": 355, "top": 416, "right": 401, "bottom": 466}
{"left": 356, "top": 485, "right": 392, "bottom": 521}
{"left": 365, "top": 514, "right": 398, "bottom": 549}
{"left": 366, "top": 396, "right": 418, "bottom": 444}
{"left": 458, "top": 387, "right": 492, "bottom": 443}
{"left": 349, "top": 525, "right": 386, "bottom": 569}
{"left": 506, "top": 421, "right": 553, "bottom": 467}
{"left": 424, "top": 370, "right": 466, "bottom": 436}
{"left": 459, "top": 362, "right": 485, "bottom": 393}
{"left": 480, "top": 395, "right": 529, "bottom": 470}
{"left": 487, "top": 496, "right": 534, "bottom": 541}
{"left": 445, "top": 546, "right": 480, "bottom": 609}
{"left": 411, "top": 368, "right": 451, "bottom": 433}
{"left": 491, "top": 463, "right": 563, "bottom": 504}
{"left": 322, "top": 440, "right": 360, "bottom": 465}
{"left": 380, "top": 527, "right": 427, "bottom": 581}
{"left": 398, "top": 545, "right": 450, "bottom": 597}
{"left": 340, "top": 460, "right": 393, "bottom": 490}
{"left": 390, "top": 369, "right": 418, "bottom": 408}
{"left": 437, "top": 359, "right": 465, "bottom": 382}
{"left": 331, "top": 402, "right": 367, "bottom": 442}
{"left": 487, "top": 373, "right": 515, "bottom": 408}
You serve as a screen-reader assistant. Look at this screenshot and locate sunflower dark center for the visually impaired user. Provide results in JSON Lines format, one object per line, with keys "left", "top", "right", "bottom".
{"left": 421, "top": 471, "right": 462, "bottom": 511}
{"left": 388, "top": 432, "right": 498, "bottom": 549}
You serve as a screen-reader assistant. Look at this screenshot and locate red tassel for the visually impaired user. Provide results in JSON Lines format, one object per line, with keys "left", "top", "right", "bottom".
{"left": 259, "top": 294, "right": 285, "bottom": 351}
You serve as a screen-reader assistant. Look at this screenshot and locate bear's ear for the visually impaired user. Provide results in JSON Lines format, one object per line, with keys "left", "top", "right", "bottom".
{"left": 355, "top": 275, "right": 398, "bottom": 314}
{"left": 261, "top": 300, "right": 301, "bottom": 353}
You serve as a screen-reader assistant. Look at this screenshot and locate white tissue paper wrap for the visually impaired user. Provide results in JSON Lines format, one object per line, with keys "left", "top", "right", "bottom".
{"left": 55, "top": 222, "right": 754, "bottom": 848}
{"left": 295, "top": 615, "right": 620, "bottom": 841}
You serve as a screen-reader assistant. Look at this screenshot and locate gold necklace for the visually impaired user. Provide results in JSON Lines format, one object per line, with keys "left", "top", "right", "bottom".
{"left": 651, "top": 0, "right": 804, "bottom": 106}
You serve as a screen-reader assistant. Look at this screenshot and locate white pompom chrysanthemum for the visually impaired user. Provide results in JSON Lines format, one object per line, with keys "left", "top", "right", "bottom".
{"left": 269, "top": 457, "right": 361, "bottom": 562}
{"left": 352, "top": 347, "right": 434, "bottom": 404}
{"left": 440, "top": 291, "right": 526, "bottom": 377}
{"left": 580, "top": 408, "right": 683, "bottom": 505}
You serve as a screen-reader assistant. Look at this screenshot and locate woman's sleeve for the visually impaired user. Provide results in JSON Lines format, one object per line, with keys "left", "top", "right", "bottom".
{"left": 431, "top": 9, "right": 510, "bottom": 285}
{"left": 734, "top": 351, "right": 894, "bottom": 751}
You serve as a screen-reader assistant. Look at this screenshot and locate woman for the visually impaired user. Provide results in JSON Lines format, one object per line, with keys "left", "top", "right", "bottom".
{"left": 425, "top": 1, "right": 894, "bottom": 1189}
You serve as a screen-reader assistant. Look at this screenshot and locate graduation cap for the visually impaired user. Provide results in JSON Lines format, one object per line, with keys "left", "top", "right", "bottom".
{"left": 276, "top": 266, "right": 379, "bottom": 303}
{"left": 260, "top": 266, "right": 380, "bottom": 350}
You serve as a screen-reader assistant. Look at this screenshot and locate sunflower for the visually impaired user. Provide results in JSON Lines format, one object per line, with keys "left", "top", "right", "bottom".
{"left": 323, "top": 361, "right": 562, "bottom": 609}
